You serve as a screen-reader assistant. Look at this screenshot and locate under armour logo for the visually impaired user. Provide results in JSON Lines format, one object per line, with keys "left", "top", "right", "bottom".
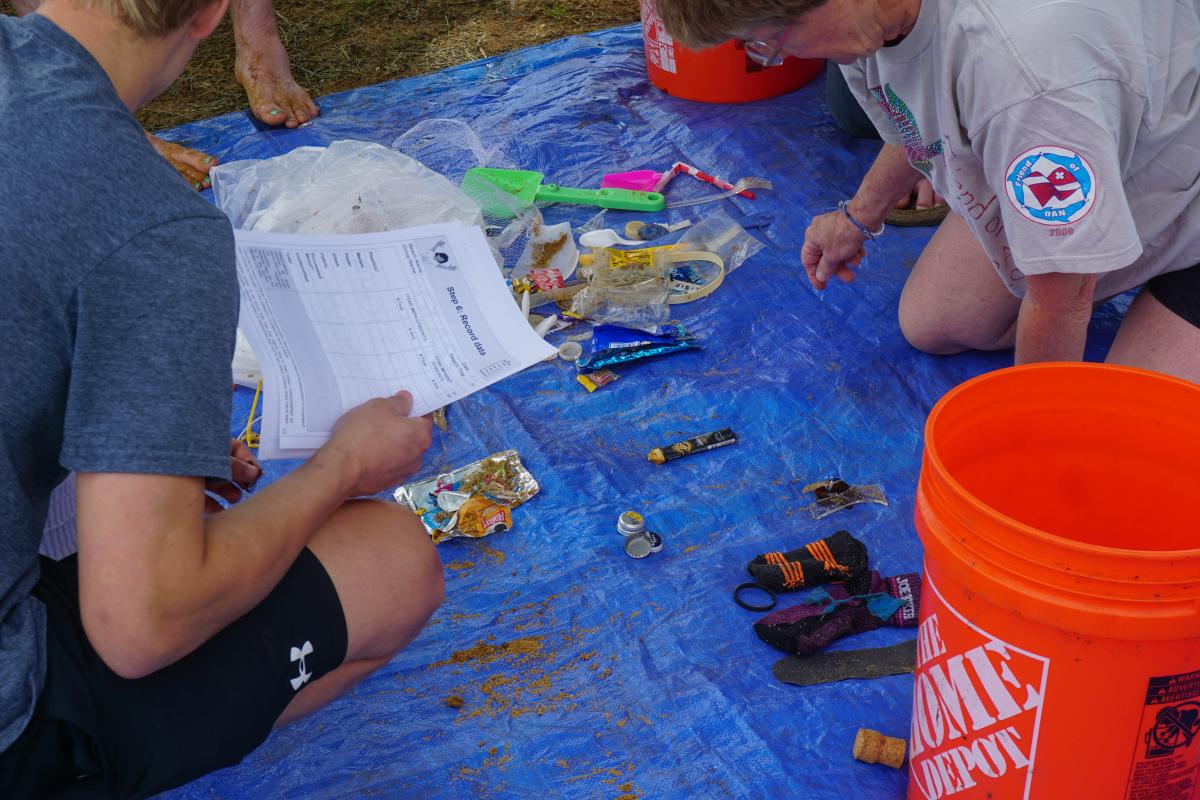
{"left": 290, "top": 641, "right": 314, "bottom": 691}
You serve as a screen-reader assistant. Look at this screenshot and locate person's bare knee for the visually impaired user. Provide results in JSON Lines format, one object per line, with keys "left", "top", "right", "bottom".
{"left": 898, "top": 298, "right": 1016, "bottom": 354}
{"left": 384, "top": 504, "right": 445, "bottom": 625}
{"left": 349, "top": 501, "right": 444, "bottom": 654}
{"left": 898, "top": 211, "right": 1020, "bottom": 354}
{"left": 898, "top": 296, "right": 969, "bottom": 355}
{"left": 308, "top": 500, "right": 444, "bottom": 663}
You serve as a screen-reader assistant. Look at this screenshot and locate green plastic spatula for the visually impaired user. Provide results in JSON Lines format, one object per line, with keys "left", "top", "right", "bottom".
{"left": 464, "top": 167, "right": 665, "bottom": 213}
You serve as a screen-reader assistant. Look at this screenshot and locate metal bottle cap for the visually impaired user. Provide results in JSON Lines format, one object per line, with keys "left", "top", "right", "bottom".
{"left": 617, "top": 511, "right": 645, "bottom": 537}
{"left": 644, "top": 530, "right": 664, "bottom": 553}
{"left": 624, "top": 531, "right": 655, "bottom": 559}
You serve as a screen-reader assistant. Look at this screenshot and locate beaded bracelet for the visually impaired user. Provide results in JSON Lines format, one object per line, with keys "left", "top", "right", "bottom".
{"left": 838, "top": 199, "right": 886, "bottom": 240}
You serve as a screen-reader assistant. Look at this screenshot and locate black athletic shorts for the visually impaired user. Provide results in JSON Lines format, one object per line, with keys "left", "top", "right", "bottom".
{"left": 0, "top": 548, "right": 348, "bottom": 800}
{"left": 1148, "top": 262, "right": 1200, "bottom": 328}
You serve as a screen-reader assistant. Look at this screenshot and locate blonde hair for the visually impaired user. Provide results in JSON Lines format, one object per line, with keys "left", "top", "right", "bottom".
{"left": 654, "top": 0, "right": 831, "bottom": 48}
{"left": 76, "top": 0, "right": 216, "bottom": 35}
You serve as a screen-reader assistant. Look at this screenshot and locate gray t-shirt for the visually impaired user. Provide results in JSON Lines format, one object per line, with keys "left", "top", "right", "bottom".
{"left": 842, "top": 0, "right": 1200, "bottom": 299}
{"left": 0, "top": 14, "right": 239, "bottom": 752}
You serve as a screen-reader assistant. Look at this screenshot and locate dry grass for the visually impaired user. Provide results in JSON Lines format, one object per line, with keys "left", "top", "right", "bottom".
{"left": 1, "top": 0, "right": 639, "bottom": 130}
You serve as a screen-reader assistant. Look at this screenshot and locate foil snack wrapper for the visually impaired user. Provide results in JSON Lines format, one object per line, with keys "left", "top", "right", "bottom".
{"left": 577, "top": 339, "right": 700, "bottom": 371}
{"left": 395, "top": 450, "right": 540, "bottom": 544}
{"left": 802, "top": 482, "right": 888, "bottom": 520}
{"left": 577, "top": 322, "right": 697, "bottom": 370}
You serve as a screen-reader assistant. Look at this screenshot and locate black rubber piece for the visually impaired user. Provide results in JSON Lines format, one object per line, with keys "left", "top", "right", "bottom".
{"left": 772, "top": 638, "right": 918, "bottom": 687}
{"left": 733, "top": 582, "right": 777, "bottom": 611}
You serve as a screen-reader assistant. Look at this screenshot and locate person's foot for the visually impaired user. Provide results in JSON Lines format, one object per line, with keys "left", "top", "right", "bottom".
{"left": 235, "top": 34, "right": 319, "bottom": 128}
{"left": 146, "top": 132, "right": 216, "bottom": 191}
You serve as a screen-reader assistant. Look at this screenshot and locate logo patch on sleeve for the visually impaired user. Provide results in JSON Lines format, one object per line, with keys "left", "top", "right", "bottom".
{"left": 1004, "top": 146, "right": 1097, "bottom": 226}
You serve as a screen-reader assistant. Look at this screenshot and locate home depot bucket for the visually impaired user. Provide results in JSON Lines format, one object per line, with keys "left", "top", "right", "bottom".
{"left": 911, "top": 363, "right": 1200, "bottom": 800}
{"left": 639, "top": 0, "right": 822, "bottom": 103}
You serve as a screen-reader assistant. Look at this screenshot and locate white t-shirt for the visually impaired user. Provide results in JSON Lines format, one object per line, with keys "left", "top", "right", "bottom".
{"left": 842, "top": 0, "right": 1200, "bottom": 299}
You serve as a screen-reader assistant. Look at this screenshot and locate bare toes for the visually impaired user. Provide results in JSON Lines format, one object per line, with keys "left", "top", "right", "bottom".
{"left": 255, "top": 103, "right": 287, "bottom": 126}
{"left": 146, "top": 133, "right": 216, "bottom": 190}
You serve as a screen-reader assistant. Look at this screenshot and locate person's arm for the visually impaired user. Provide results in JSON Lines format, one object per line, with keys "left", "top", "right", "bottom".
{"left": 1014, "top": 272, "right": 1097, "bottom": 363}
{"left": 76, "top": 392, "right": 432, "bottom": 679}
{"left": 969, "top": 81, "right": 1142, "bottom": 365}
{"left": 802, "top": 144, "right": 924, "bottom": 288}
{"left": 847, "top": 143, "right": 925, "bottom": 232}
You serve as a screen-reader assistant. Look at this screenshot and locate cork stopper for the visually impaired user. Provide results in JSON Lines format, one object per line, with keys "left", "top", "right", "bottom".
{"left": 852, "top": 728, "right": 906, "bottom": 769}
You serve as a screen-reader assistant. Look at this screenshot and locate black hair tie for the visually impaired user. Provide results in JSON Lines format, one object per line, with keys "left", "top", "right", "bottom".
{"left": 734, "top": 582, "right": 777, "bottom": 612}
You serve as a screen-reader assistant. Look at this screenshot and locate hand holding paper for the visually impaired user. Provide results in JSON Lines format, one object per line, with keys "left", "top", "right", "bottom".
{"left": 320, "top": 390, "right": 433, "bottom": 496}
{"left": 235, "top": 222, "right": 556, "bottom": 459}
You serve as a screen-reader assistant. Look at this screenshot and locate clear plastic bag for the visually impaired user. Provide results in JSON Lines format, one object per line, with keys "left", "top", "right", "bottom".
{"left": 674, "top": 208, "right": 765, "bottom": 273}
{"left": 210, "top": 139, "right": 485, "bottom": 235}
{"left": 511, "top": 220, "right": 578, "bottom": 281}
{"left": 570, "top": 248, "right": 672, "bottom": 331}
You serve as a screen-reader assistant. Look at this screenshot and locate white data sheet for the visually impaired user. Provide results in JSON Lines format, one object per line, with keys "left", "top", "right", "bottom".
{"left": 235, "top": 222, "right": 557, "bottom": 459}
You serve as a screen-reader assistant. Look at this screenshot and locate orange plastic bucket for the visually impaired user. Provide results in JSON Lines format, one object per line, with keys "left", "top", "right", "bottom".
{"left": 638, "top": 0, "right": 823, "bottom": 103}
{"left": 911, "top": 363, "right": 1200, "bottom": 799}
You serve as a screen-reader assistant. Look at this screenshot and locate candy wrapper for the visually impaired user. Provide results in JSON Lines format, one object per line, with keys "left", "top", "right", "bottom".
{"left": 800, "top": 478, "right": 889, "bottom": 520}
{"left": 577, "top": 339, "right": 700, "bottom": 371}
{"left": 395, "top": 450, "right": 540, "bottom": 544}
{"left": 589, "top": 323, "right": 687, "bottom": 354}
{"left": 576, "top": 322, "right": 700, "bottom": 371}
{"left": 577, "top": 369, "right": 620, "bottom": 392}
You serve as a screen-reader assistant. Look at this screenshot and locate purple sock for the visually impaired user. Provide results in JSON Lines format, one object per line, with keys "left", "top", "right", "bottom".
{"left": 753, "top": 572, "right": 922, "bottom": 656}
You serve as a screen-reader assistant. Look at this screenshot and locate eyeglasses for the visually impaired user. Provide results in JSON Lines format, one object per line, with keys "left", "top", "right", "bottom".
{"left": 742, "top": 26, "right": 791, "bottom": 67}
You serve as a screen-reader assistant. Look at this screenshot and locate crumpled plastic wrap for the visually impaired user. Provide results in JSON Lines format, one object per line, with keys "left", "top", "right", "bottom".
{"left": 570, "top": 247, "right": 672, "bottom": 331}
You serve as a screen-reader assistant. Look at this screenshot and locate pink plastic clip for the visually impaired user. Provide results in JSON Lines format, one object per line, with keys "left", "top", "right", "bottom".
{"left": 600, "top": 170, "right": 665, "bottom": 192}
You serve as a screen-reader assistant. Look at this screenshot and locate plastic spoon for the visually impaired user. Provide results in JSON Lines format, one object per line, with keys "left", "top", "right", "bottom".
{"left": 578, "top": 229, "right": 645, "bottom": 248}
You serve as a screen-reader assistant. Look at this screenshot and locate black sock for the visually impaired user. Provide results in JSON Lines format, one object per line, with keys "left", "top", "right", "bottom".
{"left": 746, "top": 531, "right": 870, "bottom": 593}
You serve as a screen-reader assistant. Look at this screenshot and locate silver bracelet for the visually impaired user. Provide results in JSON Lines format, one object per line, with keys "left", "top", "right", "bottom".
{"left": 838, "top": 200, "right": 885, "bottom": 240}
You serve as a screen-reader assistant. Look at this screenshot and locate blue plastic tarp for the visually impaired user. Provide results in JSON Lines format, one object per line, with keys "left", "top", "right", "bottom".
{"left": 158, "top": 24, "right": 1127, "bottom": 799}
